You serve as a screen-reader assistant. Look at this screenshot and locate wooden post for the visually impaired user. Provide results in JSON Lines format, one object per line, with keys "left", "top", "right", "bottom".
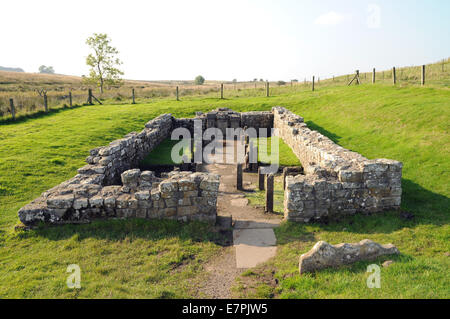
{"left": 266, "top": 81, "right": 269, "bottom": 97}
{"left": 176, "top": 86, "right": 179, "bottom": 101}
{"left": 9, "top": 98, "right": 15, "bottom": 120}
{"left": 312, "top": 76, "right": 315, "bottom": 91}
{"left": 236, "top": 163, "right": 243, "bottom": 190}
{"left": 258, "top": 167, "right": 265, "bottom": 191}
{"left": 421, "top": 65, "right": 425, "bottom": 86}
{"left": 282, "top": 167, "right": 288, "bottom": 190}
{"left": 220, "top": 83, "right": 224, "bottom": 99}
{"left": 132, "top": 88, "right": 136, "bottom": 104}
{"left": 372, "top": 68, "right": 376, "bottom": 84}
{"left": 88, "top": 89, "right": 93, "bottom": 105}
{"left": 392, "top": 67, "right": 396, "bottom": 85}
{"left": 44, "top": 93, "right": 48, "bottom": 112}
{"left": 69, "top": 91, "right": 72, "bottom": 107}
{"left": 265, "top": 173, "right": 274, "bottom": 213}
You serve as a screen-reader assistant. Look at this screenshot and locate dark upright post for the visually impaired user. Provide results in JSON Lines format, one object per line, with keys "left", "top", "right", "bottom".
{"left": 421, "top": 65, "right": 425, "bottom": 86}
{"left": 44, "top": 93, "right": 48, "bottom": 112}
{"left": 258, "top": 167, "right": 265, "bottom": 191}
{"left": 9, "top": 98, "right": 15, "bottom": 120}
{"left": 265, "top": 173, "right": 274, "bottom": 213}
{"left": 236, "top": 163, "right": 243, "bottom": 190}
{"left": 392, "top": 67, "right": 396, "bottom": 85}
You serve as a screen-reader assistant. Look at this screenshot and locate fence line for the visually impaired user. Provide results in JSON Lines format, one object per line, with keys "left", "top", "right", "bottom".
{"left": 1, "top": 59, "right": 448, "bottom": 121}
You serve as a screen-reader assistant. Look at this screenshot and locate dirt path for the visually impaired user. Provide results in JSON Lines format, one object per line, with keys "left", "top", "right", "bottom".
{"left": 198, "top": 140, "right": 282, "bottom": 299}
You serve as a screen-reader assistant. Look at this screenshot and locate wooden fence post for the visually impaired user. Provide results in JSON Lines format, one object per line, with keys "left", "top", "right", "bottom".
{"left": 9, "top": 98, "right": 15, "bottom": 120}
{"left": 392, "top": 67, "right": 396, "bottom": 85}
{"left": 236, "top": 163, "right": 243, "bottom": 190}
{"left": 312, "top": 76, "right": 315, "bottom": 91}
{"left": 220, "top": 83, "right": 224, "bottom": 99}
{"left": 258, "top": 167, "right": 265, "bottom": 191}
{"left": 282, "top": 167, "right": 288, "bottom": 190}
{"left": 132, "top": 88, "right": 136, "bottom": 104}
{"left": 44, "top": 93, "right": 48, "bottom": 112}
{"left": 69, "top": 91, "right": 72, "bottom": 107}
{"left": 265, "top": 173, "right": 274, "bottom": 213}
{"left": 176, "top": 86, "right": 179, "bottom": 101}
{"left": 88, "top": 89, "right": 93, "bottom": 105}
{"left": 266, "top": 81, "right": 270, "bottom": 97}
{"left": 372, "top": 68, "right": 376, "bottom": 84}
{"left": 421, "top": 65, "right": 426, "bottom": 86}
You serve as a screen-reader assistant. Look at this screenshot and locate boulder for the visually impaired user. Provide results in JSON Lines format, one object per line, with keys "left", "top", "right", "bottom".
{"left": 299, "top": 239, "right": 399, "bottom": 274}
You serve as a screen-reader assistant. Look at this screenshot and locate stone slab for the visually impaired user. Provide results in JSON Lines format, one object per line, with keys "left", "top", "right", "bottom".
{"left": 233, "top": 228, "right": 277, "bottom": 268}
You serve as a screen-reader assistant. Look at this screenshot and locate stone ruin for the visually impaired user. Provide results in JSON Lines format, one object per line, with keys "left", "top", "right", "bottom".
{"left": 18, "top": 107, "right": 402, "bottom": 226}
{"left": 273, "top": 107, "right": 402, "bottom": 222}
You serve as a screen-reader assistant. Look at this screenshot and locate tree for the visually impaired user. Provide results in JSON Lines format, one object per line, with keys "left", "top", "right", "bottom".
{"left": 84, "top": 33, "right": 123, "bottom": 93}
{"left": 39, "top": 65, "right": 55, "bottom": 74}
{"left": 194, "top": 75, "right": 205, "bottom": 85}
{"left": 277, "top": 80, "right": 286, "bottom": 86}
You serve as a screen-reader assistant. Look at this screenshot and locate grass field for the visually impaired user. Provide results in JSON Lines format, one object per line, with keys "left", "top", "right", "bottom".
{"left": 1, "top": 58, "right": 448, "bottom": 119}
{"left": 0, "top": 81, "right": 448, "bottom": 298}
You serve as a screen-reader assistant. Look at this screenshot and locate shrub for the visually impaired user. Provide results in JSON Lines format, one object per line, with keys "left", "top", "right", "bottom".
{"left": 194, "top": 75, "right": 205, "bottom": 85}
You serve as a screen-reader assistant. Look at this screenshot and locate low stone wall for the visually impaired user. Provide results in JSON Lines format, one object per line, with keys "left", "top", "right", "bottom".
{"left": 196, "top": 108, "right": 274, "bottom": 136}
{"left": 19, "top": 168, "right": 219, "bottom": 225}
{"left": 273, "top": 106, "right": 402, "bottom": 222}
{"left": 18, "top": 106, "right": 403, "bottom": 226}
{"left": 84, "top": 114, "right": 173, "bottom": 185}
{"left": 18, "top": 113, "right": 219, "bottom": 226}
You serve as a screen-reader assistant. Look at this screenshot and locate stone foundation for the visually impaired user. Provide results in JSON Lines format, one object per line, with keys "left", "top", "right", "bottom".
{"left": 18, "top": 106, "right": 402, "bottom": 226}
{"left": 18, "top": 114, "right": 219, "bottom": 226}
{"left": 273, "top": 106, "right": 402, "bottom": 222}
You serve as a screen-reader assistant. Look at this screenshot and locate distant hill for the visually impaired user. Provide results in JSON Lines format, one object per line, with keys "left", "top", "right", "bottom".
{"left": 0, "top": 66, "right": 24, "bottom": 73}
{"left": 0, "top": 70, "right": 219, "bottom": 92}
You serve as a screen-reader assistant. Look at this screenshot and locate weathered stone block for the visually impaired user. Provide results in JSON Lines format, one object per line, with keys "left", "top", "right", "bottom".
{"left": 299, "top": 240, "right": 399, "bottom": 274}
{"left": 47, "top": 194, "right": 74, "bottom": 209}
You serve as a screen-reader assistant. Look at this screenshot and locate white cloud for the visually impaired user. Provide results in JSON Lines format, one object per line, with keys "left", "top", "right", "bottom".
{"left": 314, "top": 11, "right": 344, "bottom": 25}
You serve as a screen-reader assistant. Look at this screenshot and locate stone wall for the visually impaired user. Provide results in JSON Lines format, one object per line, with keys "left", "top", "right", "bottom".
{"left": 19, "top": 168, "right": 219, "bottom": 226}
{"left": 196, "top": 108, "right": 274, "bottom": 136}
{"left": 273, "top": 106, "right": 402, "bottom": 222}
{"left": 18, "top": 114, "right": 219, "bottom": 226}
{"left": 18, "top": 106, "right": 403, "bottom": 226}
{"left": 84, "top": 113, "right": 173, "bottom": 185}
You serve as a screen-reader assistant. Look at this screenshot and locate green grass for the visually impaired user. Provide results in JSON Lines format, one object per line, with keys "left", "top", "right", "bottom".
{"left": 246, "top": 175, "right": 285, "bottom": 215}
{"left": 252, "top": 136, "right": 302, "bottom": 167}
{"left": 0, "top": 82, "right": 449, "bottom": 298}
{"left": 140, "top": 138, "right": 192, "bottom": 165}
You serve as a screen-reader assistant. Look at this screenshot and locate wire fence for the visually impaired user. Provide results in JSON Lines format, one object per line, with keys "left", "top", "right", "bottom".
{"left": 1, "top": 58, "right": 448, "bottom": 121}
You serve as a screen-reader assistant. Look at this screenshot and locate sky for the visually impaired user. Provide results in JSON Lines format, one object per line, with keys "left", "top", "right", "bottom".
{"left": 1, "top": 0, "right": 449, "bottom": 81}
